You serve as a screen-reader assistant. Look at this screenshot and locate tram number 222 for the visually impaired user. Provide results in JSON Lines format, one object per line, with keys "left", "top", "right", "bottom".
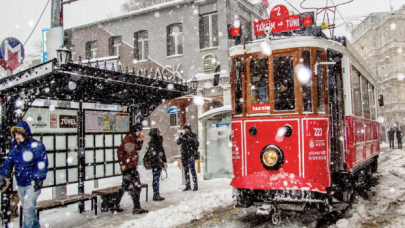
{"left": 314, "top": 128, "right": 323, "bottom": 137}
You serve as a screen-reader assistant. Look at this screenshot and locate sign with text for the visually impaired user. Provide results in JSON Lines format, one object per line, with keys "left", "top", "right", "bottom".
{"left": 167, "top": 106, "right": 180, "bottom": 114}
{"left": 251, "top": 104, "right": 270, "bottom": 113}
{"left": 85, "top": 110, "right": 129, "bottom": 133}
{"left": 59, "top": 115, "right": 77, "bottom": 128}
{"left": 254, "top": 5, "right": 300, "bottom": 35}
{"left": 25, "top": 107, "right": 77, "bottom": 133}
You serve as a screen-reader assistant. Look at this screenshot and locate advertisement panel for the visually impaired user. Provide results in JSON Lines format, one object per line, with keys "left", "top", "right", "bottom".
{"left": 85, "top": 110, "right": 129, "bottom": 133}
{"left": 25, "top": 107, "right": 78, "bottom": 133}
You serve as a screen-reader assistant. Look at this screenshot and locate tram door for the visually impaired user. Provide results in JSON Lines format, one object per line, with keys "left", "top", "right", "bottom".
{"left": 328, "top": 51, "right": 345, "bottom": 172}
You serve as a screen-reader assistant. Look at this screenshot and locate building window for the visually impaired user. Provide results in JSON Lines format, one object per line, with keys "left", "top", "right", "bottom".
{"left": 109, "top": 36, "right": 122, "bottom": 57}
{"left": 199, "top": 12, "right": 219, "bottom": 49}
{"left": 71, "top": 45, "right": 75, "bottom": 61}
{"left": 134, "top": 30, "right": 148, "bottom": 61}
{"left": 169, "top": 114, "right": 180, "bottom": 127}
{"left": 206, "top": 100, "right": 223, "bottom": 112}
{"left": 167, "top": 23, "right": 183, "bottom": 56}
{"left": 239, "top": 16, "right": 252, "bottom": 41}
{"left": 85, "top": 41, "right": 97, "bottom": 59}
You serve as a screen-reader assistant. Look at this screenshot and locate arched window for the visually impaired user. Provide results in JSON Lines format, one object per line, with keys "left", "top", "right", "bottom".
{"left": 134, "top": 30, "right": 148, "bottom": 60}
{"left": 167, "top": 23, "right": 183, "bottom": 56}
{"left": 206, "top": 100, "right": 223, "bottom": 112}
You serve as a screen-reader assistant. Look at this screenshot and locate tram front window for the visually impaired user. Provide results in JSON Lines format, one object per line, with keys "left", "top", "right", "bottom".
{"left": 249, "top": 59, "right": 269, "bottom": 112}
{"left": 273, "top": 56, "right": 295, "bottom": 111}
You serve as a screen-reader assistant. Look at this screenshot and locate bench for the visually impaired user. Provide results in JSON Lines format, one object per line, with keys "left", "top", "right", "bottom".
{"left": 91, "top": 183, "right": 148, "bottom": 212}
{"left": 19, "top": 193, "right": 97, "bottom": 228}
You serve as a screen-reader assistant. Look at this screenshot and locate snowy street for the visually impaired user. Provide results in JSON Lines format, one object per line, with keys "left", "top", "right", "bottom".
{"left": 6, "top": 143, "right": 405, "bottom": 228}
{"left": 177, "top": 144, "right": 405, "bottom": 228}
{"left": 8, "top": 162, "right": 233, "bottom": 228}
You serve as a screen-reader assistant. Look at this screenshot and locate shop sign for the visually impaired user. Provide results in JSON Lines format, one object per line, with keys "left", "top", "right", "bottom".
{"left": 59, "top": 115, "right": 77, "bottom": 128}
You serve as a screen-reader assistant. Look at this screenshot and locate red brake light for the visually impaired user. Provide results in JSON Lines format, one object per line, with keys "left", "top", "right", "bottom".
{"left": 301, "top": 13, "right": 313, "bottom": 27}
{"left": 229, "top": 25, "right": 240, "bottom": 37}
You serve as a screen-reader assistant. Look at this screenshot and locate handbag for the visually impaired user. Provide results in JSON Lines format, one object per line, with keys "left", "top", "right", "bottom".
{"left": 194, "top": 150, "right": 200, "bottom": 160}
{"left": 143, "top": 149, "right": 152, "bottom": 170}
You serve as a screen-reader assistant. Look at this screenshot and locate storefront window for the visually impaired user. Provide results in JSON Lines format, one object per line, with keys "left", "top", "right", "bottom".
{"left": 273, "top": 56, "right": 295, "bottom": 111}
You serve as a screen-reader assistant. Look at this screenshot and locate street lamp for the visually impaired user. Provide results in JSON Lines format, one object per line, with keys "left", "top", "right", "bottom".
{"left": 190, "top": 75, "right": 198, "bottom": 95}
{"left": 56, "top": 45, "right": 72, "bottom": 65}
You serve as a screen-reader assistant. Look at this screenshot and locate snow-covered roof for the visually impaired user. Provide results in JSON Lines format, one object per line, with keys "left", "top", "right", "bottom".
{"left": 199, "top": 105, "right": 232, "bottom": 123}
{"left": 67, "top": 0, "right": 192, "bottom": 31}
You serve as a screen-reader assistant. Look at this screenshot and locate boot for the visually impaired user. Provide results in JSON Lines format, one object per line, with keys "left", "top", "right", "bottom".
{"left": 133, "top": 208, "right": 149, "bottom": 214}
{"left": 153, "top": 193, "right": 164, "bottom": 201}
{"left": 158, "top": 194, "right": 165, "bottom": 201}
{"left": 193, "top": 186, "right": 198, "bottom": 191}
{"left": 183, "top": 185, "right": 191, "bottom": 191}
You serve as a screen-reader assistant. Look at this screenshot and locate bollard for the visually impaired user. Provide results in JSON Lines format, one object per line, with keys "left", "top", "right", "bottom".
{"left": 197, "top": 159, "right": 201, "bottom": 173}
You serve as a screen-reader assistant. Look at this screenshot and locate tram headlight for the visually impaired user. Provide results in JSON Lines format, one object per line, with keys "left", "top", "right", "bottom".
{"left": 262, "top": 150, "right": 278, "bottom": 166}
{"left": 260, "top": 145, "right": 284, "bottom": 170}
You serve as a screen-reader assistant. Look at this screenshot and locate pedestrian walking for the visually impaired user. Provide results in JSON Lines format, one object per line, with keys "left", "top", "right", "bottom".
{"left": 177, "top": 123, "right": 199, "bottom": 191}
{"left": 148, "top": 128, "right": 167, "bottom": 201}
{"left": 0, "top": 121, "right": 49, "bottom": 228}
{"left": 388, "top": 127, "right": 395, "bottom": 148}
{"left": 396, "top": 128, "right": 403, "bottom": 149}
{"left": 116, "top": 123, "right": 148, "bottom": 214}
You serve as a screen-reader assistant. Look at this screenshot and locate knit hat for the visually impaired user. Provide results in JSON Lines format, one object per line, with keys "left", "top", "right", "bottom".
{"left": 183, "top": 123, "right": 191, "bottom": 131}
{"left": 130, "top": 123, "right": 143, "bottom": 133}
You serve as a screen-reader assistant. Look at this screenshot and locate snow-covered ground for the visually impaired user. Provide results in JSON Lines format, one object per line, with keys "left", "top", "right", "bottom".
{"left": 8, "top": 162, "right": 233, "bottom": 228}
{"left": 332, "top": 143, "right": 405, "bottom": 228}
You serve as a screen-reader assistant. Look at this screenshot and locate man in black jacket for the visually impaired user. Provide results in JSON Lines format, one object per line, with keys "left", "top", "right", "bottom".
{"left": 177, "top": 123, "right": 199, "bottom": 191}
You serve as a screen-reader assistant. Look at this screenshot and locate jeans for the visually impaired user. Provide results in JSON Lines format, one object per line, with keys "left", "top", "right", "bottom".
{"left": 398, "top": 139, "right": 403, "bottom": 148}
{"left": 119, "top": 168, "right": 142, "bottom": 209}
{"left": 390, "top": 139, "right": 395, "bottom": 148}
{"left": 17, "top": 185, "right": 41, "bottom": 228}
{"left": 182, "top": 156, "right": 198, "bottom": 187}
{"left": 152, "top": 166, "right": 162, "bottom": 194}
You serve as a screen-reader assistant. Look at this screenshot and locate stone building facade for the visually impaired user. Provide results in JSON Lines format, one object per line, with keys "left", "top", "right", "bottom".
{"left": 65, "top": 0, "right": 266, "bottom": 160}
{"left": 351, "top": 6, "right": 405, "bottom": 141}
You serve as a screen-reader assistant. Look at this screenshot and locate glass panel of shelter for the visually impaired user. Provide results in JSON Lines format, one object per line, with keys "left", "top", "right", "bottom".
{"left": 84, "top": 132, "right": 125, "bottom": 181}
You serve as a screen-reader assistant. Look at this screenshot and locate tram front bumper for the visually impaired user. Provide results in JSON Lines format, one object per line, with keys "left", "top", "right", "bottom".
{"left": 230, "top": 171, "right": 327, "bottom": 194}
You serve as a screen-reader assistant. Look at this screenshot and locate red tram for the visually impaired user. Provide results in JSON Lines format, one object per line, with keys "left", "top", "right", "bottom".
{"left": 229, "top": 5, "right": 381, "bottom": 224}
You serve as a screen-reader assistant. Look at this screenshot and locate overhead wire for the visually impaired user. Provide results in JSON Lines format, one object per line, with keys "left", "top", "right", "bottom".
{"left": 330, "top": 0, "right": 362, "bottom": 48}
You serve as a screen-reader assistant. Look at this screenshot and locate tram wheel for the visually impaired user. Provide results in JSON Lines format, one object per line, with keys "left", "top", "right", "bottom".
{"left": 271, "top": 211, "right": 281, "bottom": 225}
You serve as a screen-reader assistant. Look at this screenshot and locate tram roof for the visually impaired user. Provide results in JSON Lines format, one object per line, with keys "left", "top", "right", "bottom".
{"left": 229, "top": 36, "right": 377, "bottom": 84}
{"left": 0, "top": 59, "right": 189, "bottom": 106}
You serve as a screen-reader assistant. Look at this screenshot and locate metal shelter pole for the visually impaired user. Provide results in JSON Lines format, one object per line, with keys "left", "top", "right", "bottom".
{"left": 77, "top": 102, "right": 85, "bottom": 212}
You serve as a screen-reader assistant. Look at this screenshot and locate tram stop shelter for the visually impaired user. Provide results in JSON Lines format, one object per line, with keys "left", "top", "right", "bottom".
{"left": 199, "top": 105, "right": 232, "bottom": 180}
{"left": 0, "top": 53, "right": 189, "bottom": 224}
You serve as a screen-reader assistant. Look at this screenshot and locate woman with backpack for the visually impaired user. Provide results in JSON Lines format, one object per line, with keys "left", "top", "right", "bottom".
{"left": 148, "top": 128, "right": 167, "bottom": 201}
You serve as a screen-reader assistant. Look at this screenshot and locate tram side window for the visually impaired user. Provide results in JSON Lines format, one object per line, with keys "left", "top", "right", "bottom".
{"left": 249, "top": 59, "right": 269, "bottom": 108}
{"left": 234, "top": 58, "right": 243, "bottom": 115}
{"left": 369, "top": 84, "right": 376, "bottom": 120}
{"left": 355, "top": 121, "right": 364, "bottom": 143}
{"left": 316, "top": 51, "right": 325, "bottom": 112}
{"left": 351, "top": 67, "right": 362, "bottom": 116}
{"left": 361, "top": 77, "right": 370, "bottom": 117}
{"left": 372, "top": 124, "right": 378, "bottom": 140}
{"left": 301, "top": 51, "right": 312, "bottom": 112}
{"left": 274, "top": 56, "right": 295, "bottom": 110}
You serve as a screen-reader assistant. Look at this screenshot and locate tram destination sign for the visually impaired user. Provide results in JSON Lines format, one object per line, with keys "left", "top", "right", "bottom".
{"left": 254, "top": 5, "right": 300, "bottom": 35}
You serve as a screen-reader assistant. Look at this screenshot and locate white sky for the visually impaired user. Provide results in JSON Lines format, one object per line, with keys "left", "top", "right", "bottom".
{"left": 0, "top": 0, "right": 404, "bottom": 55}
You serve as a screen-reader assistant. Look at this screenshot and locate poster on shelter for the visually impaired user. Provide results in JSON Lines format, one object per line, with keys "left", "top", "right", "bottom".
{"left": 25, "top": 107, "right": 77, "bottom": 134}
{"left": 85, "top": 110, "right": 129, "bottom": 133}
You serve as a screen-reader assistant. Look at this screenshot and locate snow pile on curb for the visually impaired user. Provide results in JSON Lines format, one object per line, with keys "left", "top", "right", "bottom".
{"left": 119, "top": 189, "right": 233, "bottom": 228}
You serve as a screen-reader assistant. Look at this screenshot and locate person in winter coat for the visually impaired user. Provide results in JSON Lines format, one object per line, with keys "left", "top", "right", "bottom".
{"left": 177, "top": 123, "right": 199, "bottom": 191}
{"left": 388, "top": 127, "right": 395, "bottom": 148}
{"left": 0, "top": 121, "right": 49, "bottom": 228}
{"left": 396, "top": 128, "right": 403, "bottom": 149}
{"left": 116, "top": 123, "right": 148, "bottom": 214}
{"left": 148, "top": 128, "right": 167, "bottom": 201}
